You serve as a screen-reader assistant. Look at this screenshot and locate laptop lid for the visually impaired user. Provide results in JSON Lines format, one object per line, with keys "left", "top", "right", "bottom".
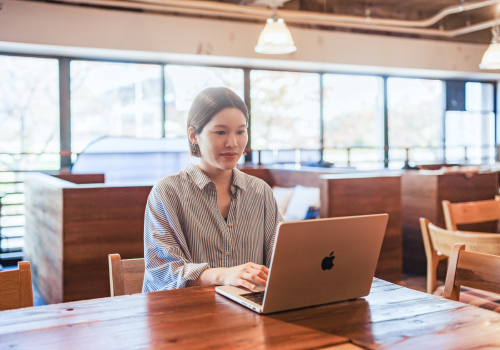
{"left": 261, "top": 214, "right": 388, "bottom": 314}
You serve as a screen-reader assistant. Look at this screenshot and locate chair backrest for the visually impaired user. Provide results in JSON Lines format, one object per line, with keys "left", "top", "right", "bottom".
{"left": 442, "top": 196, "right": 500, "bottom": 231}
{"left": 420, "top": 218, "right": 500, "bottom": 294}
{"left": 0, "top": 261, "right": 34, "bottom": 311}
{"left": 422, "top": 219, "right": 500, "bottom": 257}
{"left": 108, "top": 254, "right": 145, "bottom": 297}
{"left": 443, "top": 243, "right": 500, "bottom": 301}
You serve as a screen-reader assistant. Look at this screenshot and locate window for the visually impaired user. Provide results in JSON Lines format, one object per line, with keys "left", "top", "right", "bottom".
{"left": 164, "top": 65, "right": 244, "bottom": 138}
{"left": 388, "top": 78, "right": 444, "bottom": 168}
{"left": 445, "top": 82, "right": 495, "bottom": 164}
{"left": 0, "top": 55, "right": 59, "bottom": 251}
{"left": 323, "top": 74, "right": 384, "bottom": 169}
{"left": 70, "top": 61, "right": 163, "bottom": 153}
{"left": 250, "top": 70, "right": 320, "bottom": 150}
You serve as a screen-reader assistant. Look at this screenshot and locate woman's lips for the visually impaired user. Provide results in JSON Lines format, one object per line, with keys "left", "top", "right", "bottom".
{"left": 221, "top": 153, "right": 238, "bottom": 159}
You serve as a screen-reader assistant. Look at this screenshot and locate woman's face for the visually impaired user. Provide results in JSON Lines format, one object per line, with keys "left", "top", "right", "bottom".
{"left": 189, "top": 107, "right": 248, "bottom": 172}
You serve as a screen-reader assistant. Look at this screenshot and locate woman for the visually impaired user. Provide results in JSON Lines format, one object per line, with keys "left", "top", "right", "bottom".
{"left": 143, "top": 87, "right": 283, "bottom": 292}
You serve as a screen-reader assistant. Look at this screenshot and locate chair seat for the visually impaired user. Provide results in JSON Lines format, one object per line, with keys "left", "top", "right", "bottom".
{"left": 434, "top": 285, "right": 500, "bottom": 313}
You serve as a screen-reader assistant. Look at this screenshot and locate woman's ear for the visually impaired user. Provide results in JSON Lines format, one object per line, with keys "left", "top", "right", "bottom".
{"left": 187, "top": 126, "right": 197, "bottom": 144}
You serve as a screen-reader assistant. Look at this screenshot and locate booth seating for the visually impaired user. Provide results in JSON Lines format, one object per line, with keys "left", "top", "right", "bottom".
{"left": 240, "top": 167, "right": 402, "bottom": 283}
{"left": 401, "top": 170, "right": 499, "bottom": 276}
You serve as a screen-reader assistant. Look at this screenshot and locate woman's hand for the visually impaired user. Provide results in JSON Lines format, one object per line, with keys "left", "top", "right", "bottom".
{"left": 218, "top": 263, "right": 269, "bottom": 290}
{"left": 190, "top": 263, "right": 269, "bottom": 290}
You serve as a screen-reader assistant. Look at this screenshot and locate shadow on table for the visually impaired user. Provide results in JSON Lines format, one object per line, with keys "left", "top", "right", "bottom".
{"left": 265, "top": 298, "right": 375, "bottom": 348}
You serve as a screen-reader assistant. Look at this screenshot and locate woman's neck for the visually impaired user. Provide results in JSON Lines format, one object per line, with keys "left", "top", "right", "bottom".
{"left": 196, "top": 162, "right": 233, "bottom": 189}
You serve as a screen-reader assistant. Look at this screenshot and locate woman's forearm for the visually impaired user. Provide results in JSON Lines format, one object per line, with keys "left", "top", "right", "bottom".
{"left": 188, "top": 268, "right": 223, "bottom": 286}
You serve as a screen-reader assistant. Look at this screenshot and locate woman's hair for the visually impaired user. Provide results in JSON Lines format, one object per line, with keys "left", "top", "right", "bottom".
{"left": 187, "top": 87, "right": 249, "bottom": 156}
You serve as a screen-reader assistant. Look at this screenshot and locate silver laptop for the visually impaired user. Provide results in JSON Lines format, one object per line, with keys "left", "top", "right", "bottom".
{"left": 216, "top": 214, "right": 389, "bottom": 314}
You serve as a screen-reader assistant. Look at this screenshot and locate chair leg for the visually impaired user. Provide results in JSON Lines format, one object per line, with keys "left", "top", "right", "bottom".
{"left": 426, "top": 255, "right": 439, "bottom": 294}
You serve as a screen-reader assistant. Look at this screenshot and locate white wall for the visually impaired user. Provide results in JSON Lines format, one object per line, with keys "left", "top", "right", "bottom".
{"left": 0, "top": 0, "right": 499, "bottom": 79}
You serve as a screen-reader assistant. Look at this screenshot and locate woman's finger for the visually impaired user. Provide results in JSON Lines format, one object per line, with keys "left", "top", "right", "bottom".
{"left": 249, "top": 263, "right": 269, "bottom": 275}
{"left": 241, "top": 272, "right": 266, "bottom": 287}
{"left": 237, "top": 278, "right": 256, "bottom": 290}
{"left": 245, "top": 267, "right": 268, "bottom": 281}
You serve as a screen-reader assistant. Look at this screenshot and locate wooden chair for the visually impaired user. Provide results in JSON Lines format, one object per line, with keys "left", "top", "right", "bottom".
{"left": 443, "top": 243, "right": 500, "bottom": 301}
{"left": 420, "top": 218, "right": 500, "bottom": 294}
{"left": 108, "top": 254, "right": 145, "bottom": 297}
{"left": 442, "top": 196, "right": 500, "bottom": 231}
{"left": 0, "top": 261, "right": 34, "bottom": 311}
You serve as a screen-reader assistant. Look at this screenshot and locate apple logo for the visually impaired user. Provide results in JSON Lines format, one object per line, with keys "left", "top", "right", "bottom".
{"left": 321, "top": 252, "right": 335, "bottom": 270}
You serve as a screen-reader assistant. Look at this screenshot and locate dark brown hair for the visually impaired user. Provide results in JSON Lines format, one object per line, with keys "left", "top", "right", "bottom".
{"left": 187, "top": 87, "right": 249, "bottom": 156}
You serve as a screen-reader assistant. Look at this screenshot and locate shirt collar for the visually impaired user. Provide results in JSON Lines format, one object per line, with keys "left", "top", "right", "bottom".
{"left": 186, "top": 163, "right": 246, "bottom": 191}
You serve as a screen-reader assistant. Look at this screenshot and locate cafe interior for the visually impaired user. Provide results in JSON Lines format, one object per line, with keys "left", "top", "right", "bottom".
{"left": 2, "top": 0, "right": 500, "bottom": 348}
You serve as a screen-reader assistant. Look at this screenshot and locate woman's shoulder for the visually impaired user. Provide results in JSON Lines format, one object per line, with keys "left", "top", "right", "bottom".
{"left": 150, "top": 169, "right": 191, "bottom": 199}
{"left": 235, "top": 168, "right": 273, "bottom": 194}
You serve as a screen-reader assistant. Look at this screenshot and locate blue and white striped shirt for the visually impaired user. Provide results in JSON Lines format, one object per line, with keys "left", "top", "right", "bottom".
{"left": 143, "top": 163, "right": 283, "bottom": 292}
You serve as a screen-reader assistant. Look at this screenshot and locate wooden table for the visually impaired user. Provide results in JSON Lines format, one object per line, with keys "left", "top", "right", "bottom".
{"left": 1, "top": 279, "right": 500, "bottom": 350}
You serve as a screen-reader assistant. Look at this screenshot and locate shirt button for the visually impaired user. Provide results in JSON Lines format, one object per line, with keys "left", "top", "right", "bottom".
{"left": 227, "top": 222, "right": 233, "bottom": 227}
{"left": 225, "top": 251, "right": 230, "bottom": 256}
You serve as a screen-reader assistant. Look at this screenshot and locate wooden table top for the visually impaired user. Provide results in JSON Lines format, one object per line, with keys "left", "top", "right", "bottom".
{"left": 1, "top": 278, "right": 500, "bottom": 350}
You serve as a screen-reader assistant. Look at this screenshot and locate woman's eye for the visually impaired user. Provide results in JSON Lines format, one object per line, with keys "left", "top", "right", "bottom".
{"left": 237, "top": 130, "right": 246, "bottom": 135}
{"left": 216, "top": 131, "right": 225, "bottom": 135}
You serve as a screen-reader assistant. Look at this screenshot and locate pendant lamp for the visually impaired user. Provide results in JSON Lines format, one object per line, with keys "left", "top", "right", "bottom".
{"left": 255, "top": 6, "right": 296, "bottom": 54}
{"left": 480, "top": 8, "right": 500, "bottom": 69}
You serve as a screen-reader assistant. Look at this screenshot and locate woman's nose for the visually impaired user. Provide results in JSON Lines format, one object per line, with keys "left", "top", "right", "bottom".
{"left": 226, "top": 135, "right": 238, "bottom": 148}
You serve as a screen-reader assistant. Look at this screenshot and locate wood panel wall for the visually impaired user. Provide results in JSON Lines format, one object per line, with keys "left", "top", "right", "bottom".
{"left": 320, "top": 174, "right": 402, "bottom": 282}
{"left": 241, "top": 168, "right": 402, "bottom": 282}
{"left": 401, "top": 171, "right": 499, "bottom": 276}
{"left": 53, "top": 173, "right": 105, "bottom": 184}
{"left": 24, "top": 174, "right": 65, "bottom": 304}
{"left": 24, "top": 173, "right": 151, "bottom": 303}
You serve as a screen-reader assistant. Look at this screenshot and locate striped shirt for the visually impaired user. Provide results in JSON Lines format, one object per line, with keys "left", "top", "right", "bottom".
{"left": 143, "top": 163, "right": 283, "bottom": 292}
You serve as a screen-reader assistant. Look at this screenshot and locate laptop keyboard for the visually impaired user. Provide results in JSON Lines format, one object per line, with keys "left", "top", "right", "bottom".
{"left": 241, "top": 291, "right": 265, "bottom": 305}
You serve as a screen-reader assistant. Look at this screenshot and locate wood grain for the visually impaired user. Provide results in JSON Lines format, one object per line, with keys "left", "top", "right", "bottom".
{"left": 319, "top": 174, "right": 402, "bottom": 282}
{"left": 401, "top": 171, "right": 499, "bottom": 276}
{"left": 1, "top": 279, "right": 500, "bottom": 349}
{"left": 109, "top": 254, "right": 145, "bottom": 296}
{"left": 108, "top": 254, "right": 124, "bottom": 297}
{"left": 0, "top": 262, "right": 33, "bottom": 311}
{"left": 53, "top": 173, "right": 105, "bottom": 184}
{"left": 444, "top": 243, "right": 500, "bottom": 300}
{"left": 24, "top": 173, "right": 151, "bottom": 303}
{"left": 0, "top": 270, "right": 20, "bottom": 311}
{"left": 241, "top": 168, "right": 402, "bottom": 283}
{"left": 442, "top": 196, "right": 500, "bottom": 231}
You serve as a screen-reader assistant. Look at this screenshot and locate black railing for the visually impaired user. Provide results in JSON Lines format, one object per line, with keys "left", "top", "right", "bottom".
{"left": 0, "top": 145, "right": 498, "bottom": 265}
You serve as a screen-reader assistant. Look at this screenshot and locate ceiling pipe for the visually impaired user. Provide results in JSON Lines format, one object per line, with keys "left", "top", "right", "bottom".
{"left": 48, "top": 0, "right": 499, "bottom": 37}
{"left": 132, "top": 0, "right": 500, "bottom": 28}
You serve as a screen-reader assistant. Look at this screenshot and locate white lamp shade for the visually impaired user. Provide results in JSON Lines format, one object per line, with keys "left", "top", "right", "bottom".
{"left": 480, "top": 41, "right": 500, "bottom": 70}
{"left": 255, "top": 18, "right": 297, "bottom": 54}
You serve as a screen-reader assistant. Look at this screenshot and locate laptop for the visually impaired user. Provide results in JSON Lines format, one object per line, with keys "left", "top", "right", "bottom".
{"left": 216, "top": 214, "right": 389, "bottom": 314}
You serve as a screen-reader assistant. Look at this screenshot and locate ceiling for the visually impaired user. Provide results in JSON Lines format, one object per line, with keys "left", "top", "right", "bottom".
{"left": 211, "top": 0, "right": 499, "bottom": 43}
{"left": 38, "top": 0, "right": 499, "bottom": 44}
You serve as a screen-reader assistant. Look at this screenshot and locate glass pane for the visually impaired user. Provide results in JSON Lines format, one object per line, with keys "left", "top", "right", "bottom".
{"left": 165, "top": 65, "right": 244, "bottom": 139}
{"left": 71, "top": 61, "right": 163, "bottom": 153}
{"left": 323, "top": 74, "right": 384, "bottom": 149}
{"left": 445, "top": 111, "right": 495, "bottom": 164}
{"left": 466, "top": 82, "right": 494, "bottom": 112}
{"left": 251, "top": 70, "right": 320, "bottom": 150}
{"left": 388, "top": 78, "right": 444, "bottom": 156}
{"left": 0, "top": 55, "right": 60, "bottom": 155}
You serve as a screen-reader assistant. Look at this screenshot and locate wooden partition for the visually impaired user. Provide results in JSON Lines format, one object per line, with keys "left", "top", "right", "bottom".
{"left": 24, "top": 173, "right": 151, "bottom": 304}
{"left": 401, "top": 170, "right": 499, "bottom": 276}
{"left": 241, "top": 168, "right": 402, "bottom": 282}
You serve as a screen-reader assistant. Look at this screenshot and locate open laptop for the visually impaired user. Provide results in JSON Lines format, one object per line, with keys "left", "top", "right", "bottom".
{"left": 216, "top": 214, "right": 389, "bottom": 314}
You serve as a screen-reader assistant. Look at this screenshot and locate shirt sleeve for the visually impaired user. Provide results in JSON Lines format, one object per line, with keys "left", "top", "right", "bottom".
{"left": 143, "top": 185, "right": 209, "bottom": 292}
{"left": 263, "top": 185, "right": 284, "bottom": 267}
